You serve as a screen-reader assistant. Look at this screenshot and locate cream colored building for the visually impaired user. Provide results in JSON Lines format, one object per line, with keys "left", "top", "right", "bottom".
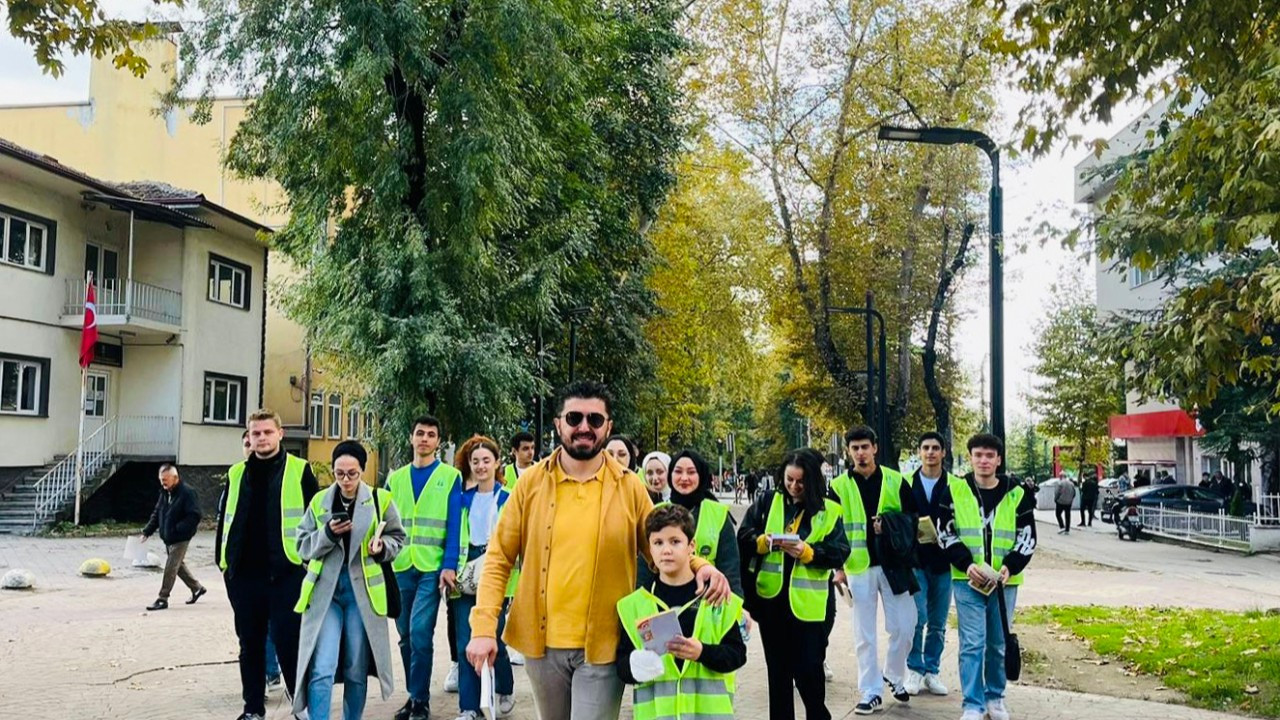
{"left": 0, "top": 33, "right": 381, "bottom": 484}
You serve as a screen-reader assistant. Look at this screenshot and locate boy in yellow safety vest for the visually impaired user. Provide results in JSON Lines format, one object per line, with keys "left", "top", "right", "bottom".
{"left": 616, "top": 504, "right": 747, "bottom": 720}
{"left": 935, "top": 433, "right": 1037, "bottom": 720}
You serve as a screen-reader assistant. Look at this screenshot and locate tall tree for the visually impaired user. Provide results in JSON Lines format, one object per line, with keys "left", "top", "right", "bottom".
{"left": 1029, "top": 298, "right": 1124, "bottom": 475}
{"left": 691, "top": 0, "right": 996, "bottom": 464}
{"left": 2, "top": 0, "right": 177, "bottom": 76}
{"left": 167, "top": 0, "right": 687, "bottom": 437}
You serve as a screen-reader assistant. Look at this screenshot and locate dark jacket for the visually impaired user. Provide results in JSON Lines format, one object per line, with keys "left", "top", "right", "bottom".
{"left": 737, "top": 490, "right": 850, "bottom": 618}
{"left": 911, "top": 470, "right": 951, "bottom": 574}
{"left": 876, "top": 510, "right": 920, "bottom": 595}
{"left": 935, "top": 473, "right": 1037, "bottom": 577}
{"left": 215, "top": 451, "right": 319, "bottom": 580}
{"left": 143, "top": 482, "right": 202, "bottom": 545}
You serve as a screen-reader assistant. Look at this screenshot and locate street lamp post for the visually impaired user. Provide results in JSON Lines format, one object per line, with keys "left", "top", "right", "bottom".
{"left": 825, "top": 292, "right": 889, "bottom": 467}
{"left": 877, "top": 125, "right": 1005, "bottom": 441}
{"left": 566, "top": 306, "right": 590, "bottom": 383}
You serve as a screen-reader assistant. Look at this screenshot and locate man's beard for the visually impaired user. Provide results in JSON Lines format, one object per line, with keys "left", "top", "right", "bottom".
{"left": 560, "top": 432, "right": 605, "bottom": 461}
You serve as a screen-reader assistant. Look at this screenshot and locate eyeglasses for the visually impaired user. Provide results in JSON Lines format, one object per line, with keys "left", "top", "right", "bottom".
{"left": 334, "top": 470, "right": 362, "bottom": 480}
{"left": 562, "top": 411, "right": 608, "bottom": 429}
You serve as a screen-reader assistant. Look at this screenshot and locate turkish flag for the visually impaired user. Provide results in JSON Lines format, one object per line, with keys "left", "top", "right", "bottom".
{"left": 79, "top": 281, "right": 98, "bottom": 368}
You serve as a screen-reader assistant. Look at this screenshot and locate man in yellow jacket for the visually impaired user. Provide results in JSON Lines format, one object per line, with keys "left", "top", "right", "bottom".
{"left": 465, "top": 381, "right": 731, "bottom": 720}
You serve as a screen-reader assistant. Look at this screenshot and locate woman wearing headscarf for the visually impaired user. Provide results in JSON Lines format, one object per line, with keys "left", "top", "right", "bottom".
{"left": 294, "top": 441, "right": 407, "bottom": 720}
{"left": 640, "top": 450, "right": 672, "bottom": 504}
{"left": 637, "top": 449, "right": 742, "bottom": 597}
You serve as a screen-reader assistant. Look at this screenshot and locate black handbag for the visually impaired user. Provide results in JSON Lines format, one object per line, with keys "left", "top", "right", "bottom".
{"left": 373, "top": 488, "right": 401, "bottom": 619}
{"left": 996, "top": 580, "right": 1021, "bottom": 681}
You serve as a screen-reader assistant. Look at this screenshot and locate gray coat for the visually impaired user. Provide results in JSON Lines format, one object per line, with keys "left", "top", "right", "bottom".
{"left": 293, "top": 482, "right": 407, "bottom": 714}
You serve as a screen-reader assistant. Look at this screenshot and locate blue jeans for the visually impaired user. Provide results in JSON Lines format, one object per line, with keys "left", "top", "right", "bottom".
{"left": 309, "top": 570, "right": 371, "bottom": 720}
{"left": 453, "top": 593, "right": 514, "bottom": 712}
{"left": 265, "top": 622, "right": 281, "bottom": 680}
{"left": 953, "top": 580, "right": 1018, "bottom": 713}
{"left": 908, "top": 568, "right": 952, "bottom": 675}
{"left": 396, "top": 568, "right": 443, "bottom": 703}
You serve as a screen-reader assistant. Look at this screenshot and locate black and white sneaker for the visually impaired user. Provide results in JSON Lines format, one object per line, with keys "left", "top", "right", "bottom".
{"left": 854, "top": 696, "right": 883, "bottom": 715}
{"left": 885, "top": 676, "right": 911, "bottom": 702}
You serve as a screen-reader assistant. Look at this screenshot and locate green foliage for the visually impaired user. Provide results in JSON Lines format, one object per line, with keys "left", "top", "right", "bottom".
{"left": 168, "top": 0, "right": 687, "bottom": 438}
{"left": 1, "top": 0, "right": 178, "bottom": 77}
{"left": 1022, "top": 605, "right": 1280, "bottom": 717}
{"left": 1029, "top": 297, "right": 1124, "bottom": 470}
{"left": 1005, "top": 419, "right": 1053, "bottom": 480}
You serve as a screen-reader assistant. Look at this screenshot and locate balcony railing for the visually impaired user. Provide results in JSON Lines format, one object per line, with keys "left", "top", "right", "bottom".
{"left": 64, "top": 278, "right": 182, "bottom": 327}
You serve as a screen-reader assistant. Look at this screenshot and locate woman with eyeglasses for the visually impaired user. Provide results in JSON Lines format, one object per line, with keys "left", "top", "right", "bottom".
{"left": 738, "top": 449, "right": 849, "bottom": 720}
{"left": 293, "top": 441, "right": 407, "bottom": 720}
{"left": 442, "top": 435, "right": 517, "bottom": 720}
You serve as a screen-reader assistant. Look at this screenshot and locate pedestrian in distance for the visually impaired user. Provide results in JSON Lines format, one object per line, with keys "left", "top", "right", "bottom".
{"left": 1078, "top": 474, "right": 1098, "bottom": 527}
{"left": 935, "top": 434, "right": 1037, "bottom": 720}
{"left": 293, "top": 441, "right": 407, "bottom": 720}
{"left": 216, "top": 409, "right": 321, "bottom": 720}
{"left": 641, "top": 450, "right": 672, "bottom": 504}
{"left": 1053, "top": 478, "right": 1075, "bottom": 534}
{"left": 829, "top": 427, "right": 919, "bottom": 714}
{"left": 141, "top": 463, "right": 206, "bottom": 611}
{"left": 465, "top": 381, "right": 731, "bottom": 720}
{"left": 739, "top": 449, "right": 849, "bottom": 720}
{"left": 442, "top": 436, "right": 519, "bottom": 720}
{"left": 501, "top": 431, "right": 537, "bottom": 489}
{"left": 616, "top": 504, "right": 747, "bottom": 720}
{"left": 904, "top": 432, "right": 954, "bottom": 697}
{"left": 386, "top": 415, "right": 462, "bottom": 720}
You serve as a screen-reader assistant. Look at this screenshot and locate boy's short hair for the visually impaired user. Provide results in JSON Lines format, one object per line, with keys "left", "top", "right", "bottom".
{"left": 510, "top": 431, "right": 535, "bottom": 448}
{"left": 247, "top": 409, "right": 282, "bottom": 428}
{"left": 845, "top": 426, "right": 877, "bottom": 446}
{"left": 411, "top": 415, "right": 441, "bottom": 434}
{"left": 967, "top": 432, "right": 1005, "bottom": 456}
{"left": 918, "top": 431, "right": 945, "bottom": 448}
{"left": 645, "top": 503, "right": 696, "bottom": 541}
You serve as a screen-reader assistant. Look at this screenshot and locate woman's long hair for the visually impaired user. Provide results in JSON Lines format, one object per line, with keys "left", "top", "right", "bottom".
{"left": 779, "top": 449, "right": 827, "bottom": 515}
{"left": 606, "top": 434, "right": 640, "bottom": 471}
{"left": 455, "top": 434, "right": 501, "bottom": 484}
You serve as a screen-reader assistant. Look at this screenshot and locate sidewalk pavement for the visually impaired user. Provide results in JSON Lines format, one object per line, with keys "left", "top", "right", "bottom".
{"left": 0, "top": 530, "right": 1259, "bottom": 720}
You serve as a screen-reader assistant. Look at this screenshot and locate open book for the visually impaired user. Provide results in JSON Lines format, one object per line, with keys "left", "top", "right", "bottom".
{"left": 636, "top": 608, "right": 683, "bottom": 655}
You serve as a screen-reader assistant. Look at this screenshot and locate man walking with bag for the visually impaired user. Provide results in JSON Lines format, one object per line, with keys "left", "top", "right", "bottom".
{"left": 142, "top": 464, "right": 206, "bottom": 611}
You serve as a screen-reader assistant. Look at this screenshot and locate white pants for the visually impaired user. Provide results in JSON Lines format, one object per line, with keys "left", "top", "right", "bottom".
{"left": 848, "top": 566, "right": 917, "bottom": 700}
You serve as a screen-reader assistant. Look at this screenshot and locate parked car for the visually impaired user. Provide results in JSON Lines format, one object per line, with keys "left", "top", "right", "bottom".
{"left": 1101, "top": 484, "right": 1226, "bottom": 523}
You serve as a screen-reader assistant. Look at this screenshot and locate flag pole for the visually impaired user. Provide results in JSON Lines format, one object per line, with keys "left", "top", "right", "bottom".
{"left": 74, "top": 270, "right": 92, "bottom": 526}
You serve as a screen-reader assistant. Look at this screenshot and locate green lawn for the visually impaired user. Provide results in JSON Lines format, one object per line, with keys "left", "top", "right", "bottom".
{"left": 1021, "top": 605, "right": 1280, "bottom": 717}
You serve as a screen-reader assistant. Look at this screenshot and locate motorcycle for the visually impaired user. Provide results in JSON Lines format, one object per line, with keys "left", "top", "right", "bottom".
{"left": 1116, "top": 504, "right": 1143, "bottom": 541}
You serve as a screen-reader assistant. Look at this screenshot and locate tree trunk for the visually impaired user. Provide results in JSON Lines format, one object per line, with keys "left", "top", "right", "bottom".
{"left": 923, "top": 223, "right": 974, "bottom": 471}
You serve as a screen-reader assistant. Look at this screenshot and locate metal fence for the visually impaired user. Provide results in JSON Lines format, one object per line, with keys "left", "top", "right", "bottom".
{"left": 1137, "top": 506, "right": 1252, "bottom": 551}
{"left": 115, "top": 415, "right": 178, "bottom": 457}
{"left": 1257, "top": 494, "right": 1280, "bottom": 527}
{"left": 64, "top": 278, "right": 183, "bottom": 327}
{"left": 29, "top": 419, "right": 116, "bottom": 531}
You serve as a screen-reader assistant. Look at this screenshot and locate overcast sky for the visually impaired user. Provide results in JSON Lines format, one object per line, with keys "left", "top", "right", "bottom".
{"left": 0, "top": 6, "right": 1136, "bottom": 425}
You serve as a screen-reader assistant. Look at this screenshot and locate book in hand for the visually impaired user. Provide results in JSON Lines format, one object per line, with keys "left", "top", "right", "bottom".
{"left": 480, "top": 660, "right": 496, "bottom": 720}
{"left": 834, "top": 579, "right": 854, "bottom": 608}
{"left": 636, "top": 609, "right": 684, "bottom": 655}
{"left": 769, "top": 533, "right": 802, "bottom": 549}
{"left": 968, "top": 565, "right": 999, "bottom": 596}
{"left": 916, "top": 516, "right": 939, "bottom": 544}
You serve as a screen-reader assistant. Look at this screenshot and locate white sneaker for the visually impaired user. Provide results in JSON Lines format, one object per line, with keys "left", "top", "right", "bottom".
{"left": 987, "top": 698, "right": 1011, "bottom": 720}
{"left": 508, "top": 648, "right": 526, "bottom": 666}
{"left": 924, "top": 673, "right": 949, "bottom": 696}
{"left": 823, "top": 661, "right": 834, "bottom": 682}
{"left": 904, "top": 669, "right": 924, "bottom": 696}
{"left": 453, "top": 712, "right": 480, "bottom": 720}
{"left": 498, "top": 694, "right": 516, "bottom": 717}
{"left": 960, "top": 711, "right": 984, "bottom": 720}
{"left": 445, "top": 662, "right": 460, "bottom": 693}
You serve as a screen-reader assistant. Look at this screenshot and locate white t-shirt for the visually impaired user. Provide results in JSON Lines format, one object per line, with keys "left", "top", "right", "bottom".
{"left": 469, "top": 489, "right": 499, "bottom": 545}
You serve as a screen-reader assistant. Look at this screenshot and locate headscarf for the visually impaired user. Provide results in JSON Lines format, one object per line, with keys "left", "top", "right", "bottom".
{"left": 668, "top": 449, "right": 716, "bottom": 509}
{"left": 641, "top": 451, "right": 672, "bottom": 501}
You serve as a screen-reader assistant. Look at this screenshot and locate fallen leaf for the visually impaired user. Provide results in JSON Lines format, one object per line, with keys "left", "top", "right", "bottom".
{"left": 1245, "top": 686, "right": 1260, "bottom": 695}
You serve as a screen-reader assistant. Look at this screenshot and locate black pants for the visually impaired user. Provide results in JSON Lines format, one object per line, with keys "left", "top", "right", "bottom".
{"left": 226, "top": 566, "right": 305, "bottom": 715}
{"left": 1079, "top": 498, "right": 1096, "bottom": 526}
{"left": 758, "top": 601, "right": 830, "bottom": 720}
{"left": 1055, "top": 503, "right": 1072, "bottom": 531}
{"left": 447, "top": 591, "right": 458, "bottom": 662}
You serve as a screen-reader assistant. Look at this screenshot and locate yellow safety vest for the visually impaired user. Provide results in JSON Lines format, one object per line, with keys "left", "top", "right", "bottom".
{"left": 387, "top": 462, "right": 459, "bottom": 573}
{"left": 830, "top": 466, "right": 909, "bottom": 574}
{"left": 949, "top": 477, "right": 1025, "bottom": 586}
{"left": 294, "top": 487, "right": 393, "bottom": 616}
{"left": 456, "top": 485, "right": 520, "bottom": 597}
{"left": 617, "top": 588, "right": 744, "bottom": 720}
{"left": 755, "top": 493, "right": 843, "bottom": 621}
{"left": 220, "top": 453, "right": 308, "bottom": 570}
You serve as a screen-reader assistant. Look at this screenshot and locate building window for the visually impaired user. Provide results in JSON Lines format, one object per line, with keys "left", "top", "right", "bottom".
{"left": 203, "top": 372, "right": 246, "bottom": 425}
{"left": 327, "top": 393, "right": 342, "bottom": 439}
{"left": 85, "top": 372, "right": 108, "bottom": 418}
{"left": 0, "top": 353, "right": 48, "bottom": 416}
{"left": 0, "top": 208, "right": 52, "bottom": 273}
{"left": 207, "top": 253, "right": 251, "bottom": 309}
{"left": 347, "top": 403, "right": 360, "bottom": 439}
{"left": 364, "top": 411, "right": 375, "bottom": 440}
{"left": 1128, "top": 266, "right": 1158, "bottom": 288}
{"left": 310, "top": 392, "right": 324, "bottom": 438}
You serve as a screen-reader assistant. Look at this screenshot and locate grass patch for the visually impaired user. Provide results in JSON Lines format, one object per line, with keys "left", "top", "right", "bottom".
{"left": 42, "top": 519, "right": 146, "bottom": 537}
{"left": 1022, "top": 605, "right": 1280, "bottom": 717}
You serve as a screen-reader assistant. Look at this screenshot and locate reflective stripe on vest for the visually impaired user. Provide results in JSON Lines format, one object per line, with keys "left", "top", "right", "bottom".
{"left": 220, "top": 453, "right": 308, "bottom": 571}
{"left": 693, "top": 500, "right": 728, "bottom": 563}
{"left": 294, "top": 487, "right": 393, "bottom": 616}
{"left": 754, "top": 493, "right": 843, "bottom": 621}
{"left": 830, "top": 467, "right": 907, "bottom": 574}
{"left": 949, "top": 477, "right": 1025, "bottom": 586}
{"left": 617, "top": 588, "right": 744, "bottom": 720}
{"left": 387, "top": 463, "right": 458, "bottom": 573}
{"left": 457, "top": 486, "right": 519, "bottom": 598}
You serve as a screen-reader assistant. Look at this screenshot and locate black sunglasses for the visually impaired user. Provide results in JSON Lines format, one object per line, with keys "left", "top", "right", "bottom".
{"left": 562, "top": 411, "right": 609, "bottom": 429}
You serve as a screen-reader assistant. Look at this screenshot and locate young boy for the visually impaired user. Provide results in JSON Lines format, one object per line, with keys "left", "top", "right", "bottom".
{"left": 616, "top": 504, "right": 748, "bottom": 720}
